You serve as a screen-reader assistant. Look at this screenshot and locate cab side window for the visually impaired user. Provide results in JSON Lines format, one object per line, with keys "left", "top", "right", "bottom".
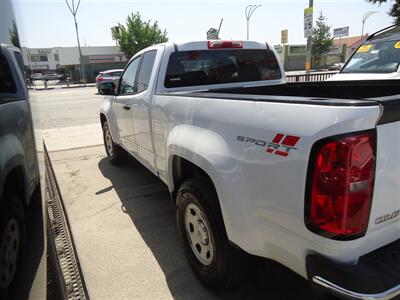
{"left": 119, "top": 57, "right": 141, "bottom": 95}
{"left": 136, "top": 50, "right": 157, "bottom": 93}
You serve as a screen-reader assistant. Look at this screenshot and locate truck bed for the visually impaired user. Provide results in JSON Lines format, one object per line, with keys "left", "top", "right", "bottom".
{"left": 207, "top": 79, "right": 400, "bottom": 100}
{"left": 184, "top": 79, "right": 400, "bottom": 125}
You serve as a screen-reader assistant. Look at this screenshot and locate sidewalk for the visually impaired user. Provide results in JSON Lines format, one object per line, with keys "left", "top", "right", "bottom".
{"left": 45, "top": 123, "right": 216, "bottom": 299}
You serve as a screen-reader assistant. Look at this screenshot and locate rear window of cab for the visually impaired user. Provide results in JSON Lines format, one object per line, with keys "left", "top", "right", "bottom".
{"left": 164, "top": 49, "right": 281, "bottom": 88}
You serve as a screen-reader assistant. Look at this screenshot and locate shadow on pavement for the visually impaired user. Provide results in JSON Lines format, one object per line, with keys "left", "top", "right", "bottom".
{"left": 98, "top": 155, "right": 334, "bottom": 300}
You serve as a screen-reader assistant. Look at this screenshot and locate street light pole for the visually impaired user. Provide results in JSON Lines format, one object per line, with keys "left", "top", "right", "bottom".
{"left": 65, "top": 0, "right": 86, "bottom": 84}
{"left": 361, "top": 11, "right": 378, "bottom": 38}
{"left": 245, "top": 5, "right": 261, "bottom": 40}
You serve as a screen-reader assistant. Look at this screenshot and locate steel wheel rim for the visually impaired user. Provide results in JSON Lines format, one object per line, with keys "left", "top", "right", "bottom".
{"left": 0, "top": 218, "right": 20, "bottom": 290}
{"left": 184, "top": 202, "right": 214, "bottom": 266}
{"left": 105, "top": 127, "right": 114, "bottom": 157}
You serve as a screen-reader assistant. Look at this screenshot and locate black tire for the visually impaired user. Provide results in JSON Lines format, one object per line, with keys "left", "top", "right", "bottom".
{"left": 102, "top": 121, "right": 124, "bottom": 165}
{"left": 0, "top": 193, "right": 26, "bottom": 299}
{"left": 176, "top": 177, "right": 247, "bottom": 290}
{"left": 98, "top": 87, "right": 103, "bottom": 95}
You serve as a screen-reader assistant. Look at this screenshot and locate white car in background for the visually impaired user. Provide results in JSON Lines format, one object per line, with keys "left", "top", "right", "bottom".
{"left": 30, "top": 72, "right": 43, "bottom": 81}
{"left": 329, "top": 25, "right": 400, "bottom": 80}
{"left": 95, "top": 69, "right": 124, "bottom": 93}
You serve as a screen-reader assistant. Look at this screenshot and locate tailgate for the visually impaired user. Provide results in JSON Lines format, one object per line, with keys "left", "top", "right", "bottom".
{"left": 367, "top": 97, "right": 400, "bottom": 242}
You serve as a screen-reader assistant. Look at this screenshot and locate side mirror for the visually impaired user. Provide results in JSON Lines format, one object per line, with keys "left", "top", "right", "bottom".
{"left": 99, "top": 82, "right": 116, "bottom": 95}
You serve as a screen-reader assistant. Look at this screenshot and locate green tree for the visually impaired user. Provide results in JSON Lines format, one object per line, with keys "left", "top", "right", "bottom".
{"left": 366, "top": 0, "right": 400, "bottom": 24}
{"left": 312, "top": 13, "right": 333, "bottom": 64}
{"left": 9, "top": 21, "right": 21, "bottom": 48}
{"left": 114, "top": 12, "right": 168, "bottom": 58}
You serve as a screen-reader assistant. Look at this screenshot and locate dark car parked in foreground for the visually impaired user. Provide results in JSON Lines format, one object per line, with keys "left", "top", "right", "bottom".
{"left": 0, "top": 44, "right": 42, "bottom": 299}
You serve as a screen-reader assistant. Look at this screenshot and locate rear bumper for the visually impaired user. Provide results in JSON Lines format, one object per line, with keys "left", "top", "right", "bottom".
{"left": 312, "top": 276, "right": 400, "bottom": 300}
{"left": 307, "top": 239, "right": 400, "bottom": 300}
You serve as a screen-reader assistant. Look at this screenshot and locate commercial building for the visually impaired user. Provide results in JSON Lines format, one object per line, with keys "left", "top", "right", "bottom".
{"left": 333, "top": 35, "right": 368, "bottom": 60}
{"left": 21, "top": 46, "right": 128, "bottom": 82}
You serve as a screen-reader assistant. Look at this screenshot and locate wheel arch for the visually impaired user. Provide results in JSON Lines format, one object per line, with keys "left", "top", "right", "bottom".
{"left": 100, "top": 95, "right": 120, "bottom": 145}
{"left": 100, "top": 113, "right": 107, "bottom": 126}
{"left": 169, "top": 155, "right": 212, "bottom": 203}
{"left": 99, "top": 111, "right": 120, "bottom": 145}
{"left": 165, "top": 125, "right": 232, "bottom": 200}
{"left": 0, "top": 134, "right": 29, "bottom": 207}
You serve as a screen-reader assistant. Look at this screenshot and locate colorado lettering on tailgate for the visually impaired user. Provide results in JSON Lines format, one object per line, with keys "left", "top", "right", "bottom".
{"left": 236, "top": 133, "right": 300, "bottom": 157}
{"left": 375, "top": 209, "right": 400, "bottom": 225}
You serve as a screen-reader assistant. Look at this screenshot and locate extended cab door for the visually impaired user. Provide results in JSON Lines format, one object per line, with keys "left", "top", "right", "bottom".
{"left": 113, "top": 56, "right": 141, "bottom": 153}
{"left": 130, "top": 50, "right": 158, "bottom": 172}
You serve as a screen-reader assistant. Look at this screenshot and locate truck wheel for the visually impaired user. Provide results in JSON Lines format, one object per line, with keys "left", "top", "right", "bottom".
{"left": 0, "top": 193, "right": 26, "bottom": 298}
{"left": 102, "top": 121, "right": 123, "bottom": 165}
{"left": 176, "top": 177, "right": 246, "bottom": 290}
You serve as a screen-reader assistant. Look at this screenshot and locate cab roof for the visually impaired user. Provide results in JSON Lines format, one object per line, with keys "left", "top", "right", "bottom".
{"left": 100, "top": 69, "right": 124, "bottom": 74}
{"left": 367, "top": 25, "right": 400, "bottom": 43}
{"left": 173, "top": 40, "right": 270, "bottom": 51}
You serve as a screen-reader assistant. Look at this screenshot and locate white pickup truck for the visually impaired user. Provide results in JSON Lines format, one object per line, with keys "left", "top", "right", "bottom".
{"left": 329, "top": 25, "right": 400, "bottom": 81}
{"left": 100, "top": 40, "right": 400, "bottom": 299}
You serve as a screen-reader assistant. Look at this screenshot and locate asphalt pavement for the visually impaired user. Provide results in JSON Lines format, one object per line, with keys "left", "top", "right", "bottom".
{"left": 33, "top": 87, "right": 329, "bottom": 299}
{"left": 30, "top": 87, "right": 102, "bottom": 130}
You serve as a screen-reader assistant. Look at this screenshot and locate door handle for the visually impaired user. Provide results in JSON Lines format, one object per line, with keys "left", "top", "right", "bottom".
{"left": 122, "top": 105, "right": 130, "bottom": 110}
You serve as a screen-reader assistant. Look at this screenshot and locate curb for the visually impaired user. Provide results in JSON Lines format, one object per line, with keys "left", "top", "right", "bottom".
{"left": 29, "top": 84, "right": 96, "bottom": 91}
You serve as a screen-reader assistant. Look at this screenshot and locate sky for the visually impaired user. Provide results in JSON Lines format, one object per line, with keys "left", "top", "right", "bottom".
{"left": 13, "top": 0, "right": 395, "bottom": 48}
{"left": 0, "top": 0, "right": 15, "bottom": 44}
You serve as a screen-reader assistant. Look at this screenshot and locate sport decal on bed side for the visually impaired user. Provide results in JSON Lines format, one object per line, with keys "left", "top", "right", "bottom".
{"left": 236, "top": 133, "right": 300, "bottom": 157}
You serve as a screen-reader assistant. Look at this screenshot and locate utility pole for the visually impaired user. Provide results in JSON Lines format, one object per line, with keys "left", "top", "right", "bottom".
{"left": 65, "top": 0, "right": 86, "bottom": 84}
{"left": 245, "top": 5, "right": 261, "bottom": 40}
{"left": 305, "top": 0, "right": 313, "bottom": 76}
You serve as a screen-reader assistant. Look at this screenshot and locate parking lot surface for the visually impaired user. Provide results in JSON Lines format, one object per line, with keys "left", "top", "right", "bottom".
{"left": 35, "top": 87, "right": 325, "bottom": 299}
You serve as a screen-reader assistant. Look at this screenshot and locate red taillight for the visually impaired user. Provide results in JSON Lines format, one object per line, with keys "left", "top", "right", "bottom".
{"left": 306, "top": 132, "right": 376, "bottom": 239}
{"left": 207, "top": 40, "right": 243, "bottom": 49}
{"left": 97, "top": 76, "right": 104, "bottom": 82}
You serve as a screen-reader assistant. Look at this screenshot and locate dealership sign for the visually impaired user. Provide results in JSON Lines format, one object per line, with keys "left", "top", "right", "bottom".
{"left": 327, "top": 44, "right": 344, "bottom": 55}
{"left": 333, "top": 27, "right": 349, "bottom": 38}
{"left": 88, "top": 55, "right": 127, "bottom": 64}
{"left": 207, "top": 28, "right": 219, "bottom": 40}
{"left": 281, "top": 29, "right": 288, "bottom": 44}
